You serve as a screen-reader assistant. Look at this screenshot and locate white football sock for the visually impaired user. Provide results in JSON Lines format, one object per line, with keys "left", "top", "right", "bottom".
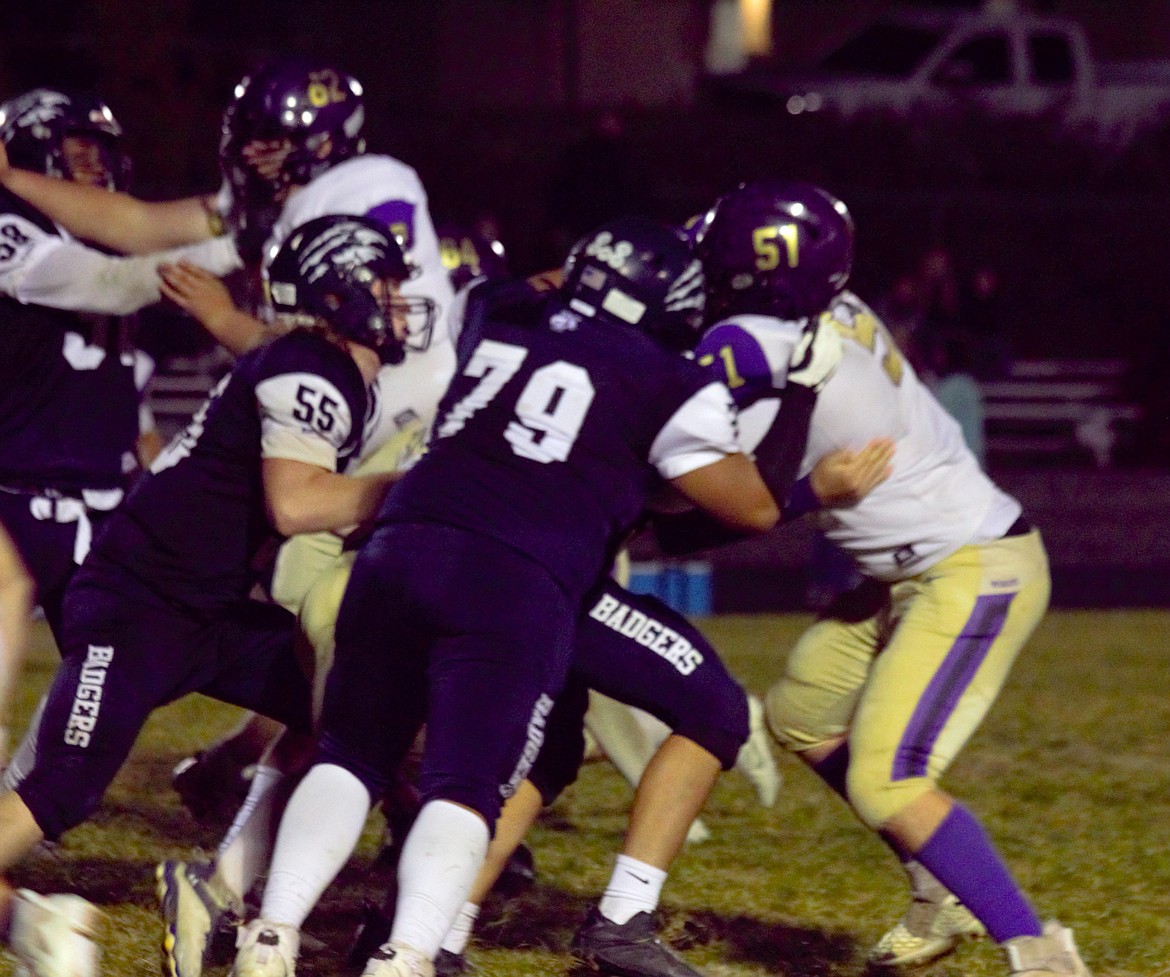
{"left": 439, "top": 901, "right": 481, "bottom": 955}
{"left": 598, "top": 854, "right": 666, "bottom": 924}
{"left": 260, "top": 763, "right": 371, "bottom": 928}
{"left": 216, "top": 764, "right": 283, "bottom": 900}
{"left": 391, "top": 800, "right": 489, "bottom": 958}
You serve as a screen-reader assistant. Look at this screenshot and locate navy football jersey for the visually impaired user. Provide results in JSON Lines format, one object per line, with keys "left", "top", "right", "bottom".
{"left": 0, "top": 188, "right": 139, "bottom": 493}
{"left": 381, "top": 280, "right": 741, "bottom": 600}
{"left": 87, "top": 329, "right": 370, "bottom": 612}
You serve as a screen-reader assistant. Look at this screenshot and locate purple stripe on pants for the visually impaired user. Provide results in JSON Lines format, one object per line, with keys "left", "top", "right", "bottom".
{"left": 892, "top": 591, "right": 1015, "bottom": 780}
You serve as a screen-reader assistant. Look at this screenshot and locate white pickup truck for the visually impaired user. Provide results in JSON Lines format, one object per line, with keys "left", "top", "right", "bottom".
{"left": 716, "top": 7, "right": 1170, "bottom": 145}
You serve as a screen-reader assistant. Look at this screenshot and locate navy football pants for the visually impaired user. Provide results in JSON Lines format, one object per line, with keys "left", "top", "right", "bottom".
{"left": 16, "top": 565, "right": 312, "bottom": 839}
{"left": 319, "top": 522, "right": 576, "bottom": 831}
{"left": 527, "top": 581, "right": 751, "bottom": 803}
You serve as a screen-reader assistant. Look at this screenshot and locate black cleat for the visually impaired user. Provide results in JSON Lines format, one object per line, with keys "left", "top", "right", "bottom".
{"left": 495, "top": 843, "right": 536, "bottom": 896}
{"left": 347, "top": 901, "right": 394, "bottom": 971}
{"left": 571, "top": 909, "right": 705, "bottom": 977}
{"left": 434, "top": 950, "right": 468, "bottom": 977}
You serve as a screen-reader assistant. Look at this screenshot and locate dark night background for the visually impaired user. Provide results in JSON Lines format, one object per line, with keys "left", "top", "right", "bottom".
{"left": 5, "top": 0, "right": 1170, "bottom": 602}
{"left": 5, "top": 1, "right": 1170, "bottom": 355}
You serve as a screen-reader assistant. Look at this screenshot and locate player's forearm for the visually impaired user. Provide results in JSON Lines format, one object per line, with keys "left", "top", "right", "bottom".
{"left": 267, "top": 471, "right": 400, "bottom": 537}
{"left": 194, "top": 307, "right": 269, "bottom": 357}
{"left": 1, "top": 166, "right": 211, "bottom": 253}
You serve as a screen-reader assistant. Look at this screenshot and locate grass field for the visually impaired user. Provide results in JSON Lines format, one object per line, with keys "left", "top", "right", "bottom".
{"left": 2, "top": 610, "right": 1168, "bottom": 977}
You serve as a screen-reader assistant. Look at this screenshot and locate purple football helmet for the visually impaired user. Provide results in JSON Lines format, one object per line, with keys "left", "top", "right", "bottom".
{"left": 562, "top": 216, "right": 706, "bottom": 354}
{"left": 219, "top": 57, "right": 366, "bottom": 253}
{"left": 695, "top": 179, "right": 854, "bottom": 324}
{"left": 436, "top": 222, "right": 510, "bottom": 292}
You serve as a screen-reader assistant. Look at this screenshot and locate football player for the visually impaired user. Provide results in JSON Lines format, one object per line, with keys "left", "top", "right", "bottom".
{"left": 0, "top": 87, "right": 241, "bottom": 643}
{"left": 0, "top": 57, "right": 453, "bottom": 355}
{"left": 383, "top": 214, "right": 893, "bottom": 977}
{"left": 0, "top": 215, "right": 415, "bottom": 977}
{"left": 0, "top": 57, "right": 459, "bottom": 827}
{"left": 225, "top": 216, "right": 782, "bottom": 977}
{"left": 694, "top": 180, "right": 1091, "bottom": 977}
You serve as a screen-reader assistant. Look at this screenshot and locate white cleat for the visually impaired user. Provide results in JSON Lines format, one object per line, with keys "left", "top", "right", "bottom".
{"left": 1005, "top": 921, "right": 1093, "bottom": 977}
{"left": 9, "top": 889, "right": 100, "bottom": 977}
{"left": 734, "top": 695, "right": 781, "bottom": 807}
{"left": 230, "top": 920, "right": 299, "bottom": 977}
{"left": 869, "top": 892, "right": 987, "bottom": 967}
{"left": 361, "top": 941, "right": 435, "bottom": 977}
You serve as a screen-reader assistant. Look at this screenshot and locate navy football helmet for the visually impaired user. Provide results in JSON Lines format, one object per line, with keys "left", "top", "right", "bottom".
{"left": 0, "top": 88, "right": 130, "bottom": 190}
{"left": 219, "top": 57, "right": 366, "bottom": 253}
{"left": 562, "top": 216, "right": 705, "bottom": 353}
{"left": 437, "top": 222, "right": 509, "bottom": 292}
{"left": 695, "top": 180, "right": 854, "bottom": 324}
{"left": 266, "top": 214, "right": 435, "bottom": 365}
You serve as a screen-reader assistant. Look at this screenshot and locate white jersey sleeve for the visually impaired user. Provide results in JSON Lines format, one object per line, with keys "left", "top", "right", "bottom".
{"left": 0, "top": 215, "right": 243, "bottom": 315}
{"left": 255, "top": 372, "right": 356, "bottom": 470}
{"left": 649, "top": 381, "right": 742, "bottom": 480}
{"left": 268, "top": 154, "right": 454, "bottom": 325}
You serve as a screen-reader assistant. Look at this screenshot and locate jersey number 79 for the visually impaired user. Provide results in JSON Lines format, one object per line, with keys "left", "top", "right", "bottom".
{"left": 437, "top": 339, "right": 595, "bottom": 464}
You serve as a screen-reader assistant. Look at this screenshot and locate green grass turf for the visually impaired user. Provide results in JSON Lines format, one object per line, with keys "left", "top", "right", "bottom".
{"left": 1, "top": 610, "right": 1167, "bottom": 977}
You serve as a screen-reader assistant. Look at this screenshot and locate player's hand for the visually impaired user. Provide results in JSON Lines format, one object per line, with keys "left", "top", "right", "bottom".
{"left": 809, "top": 437, "right": 895, "bottom": 507}
{"left": 159, "top": 261, "right": 268, "bottom": 355}
{"left": 159, "top": 260, "right": 238, "bottom": 328}
{"left": 0, "top": 138, "right": 9, "bottom": 181}
{"left": 787, "top": 317, "right": 843, "bottom": 392}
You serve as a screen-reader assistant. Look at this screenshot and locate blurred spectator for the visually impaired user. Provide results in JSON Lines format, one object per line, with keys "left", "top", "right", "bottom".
{"left": 916, "top": 329, "right": 987, "bottom": 468}
{"left": 545, "top": 109, "right": 654, "bottom": 260}
{"left": 917, "top": 244, "right": 961, "bottom": 336}
{"left": 959, "top": 264, "right": 1013, "bottom": 379}
{"left": 872, "top": 271, "right": 925, "bottom": 351}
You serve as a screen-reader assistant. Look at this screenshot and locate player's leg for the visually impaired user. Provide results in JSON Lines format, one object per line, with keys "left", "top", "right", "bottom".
{"left": 358, "top": 530, "right": 575, "bottom": 977}
{"left": 853, "top": 533, "right": 1089, "bottom": 976}
{"left": 160, "top": 599, "right": 311, "bottom": 977}
{"left": 562, "top": 583, "right": 752, "bottom": 977}
{"left": 766, "top": 578, "right": 987, "bottom": 966}
{"left": 168, "top": 528, "right": 347, "bottom": 825}
{"left": 763, "top": 578, "right": 970, "bottom": 963}
{"left": 2, "top": 570, "right": 207, "bottom": 977}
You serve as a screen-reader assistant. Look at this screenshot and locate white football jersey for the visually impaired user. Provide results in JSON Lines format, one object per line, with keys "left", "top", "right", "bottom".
{"left": 268, "top": 154, "right": 458, "bottom": 471}
{"left": 738, "top": 292, "right": 1020, "bottom": 581}
{"left": 270, "top": 154, "right": 454, "bottom": 324}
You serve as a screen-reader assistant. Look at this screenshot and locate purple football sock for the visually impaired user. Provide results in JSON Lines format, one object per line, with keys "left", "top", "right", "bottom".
{"left": 913, "top": 803, "right": 1042, "bottom": 943}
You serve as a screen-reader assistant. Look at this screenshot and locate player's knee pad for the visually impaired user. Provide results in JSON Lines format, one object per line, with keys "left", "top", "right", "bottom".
{"left": 765, "top": 673, "right": 848, "bottom": 752}
{"left": 417, "top": 775, "right": 501, "bottom": 831}
{"left": 844, "top": 762, "right": 933, "bottom": 831}
{"left": 671, "top": 682, "right": 749, "bottom": 770}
